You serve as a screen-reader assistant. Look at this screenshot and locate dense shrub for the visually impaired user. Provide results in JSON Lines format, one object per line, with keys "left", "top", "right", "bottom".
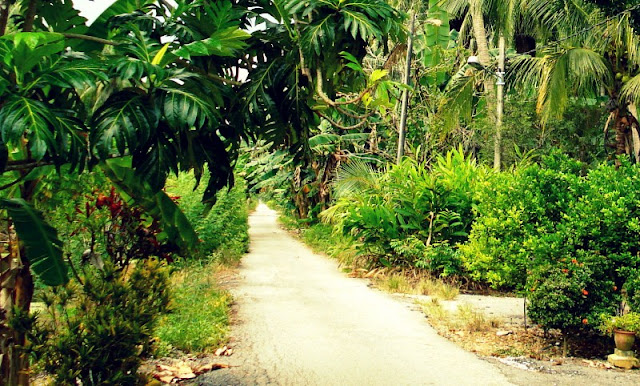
{"left": 165, "top": 171, "right": 250, "bottom": 263}
{"left": 322, "top": 147, "right": 487, "bottom": 275}
{"left": 527, "top": 251, "right": 618, "bottom": 332}
{"left": 31, "top": 260, "right": 169, "bottom": 385}
{"left": 460, "top": 153, "right": 584, "bottom": 289}
{"left": 464, "top": 153, "right": 640, "bottom": 333}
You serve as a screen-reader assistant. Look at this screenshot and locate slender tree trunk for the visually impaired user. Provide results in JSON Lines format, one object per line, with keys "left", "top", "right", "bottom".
{"left": 610, "top": 103, "right": 640, "bottom": 168}
{"left": 495, "top": 35, "right": 505, "bottom": 170}
{"left": 1, "top": 176, "right": 37, "bottom": 385}
{"left": 629, "top": 104, "right": 640, "bottom": 162}
{"left": 470, "top": 3, "right": 499, "bottom": 166}
{"left": 0, "top": 0, "right": 9, "bottom": 36}
{"left": 22, "top": 0, "right": 37, "bottom": 32}
{"left": 0, "top": 234, "right": 33, "bottom": 386}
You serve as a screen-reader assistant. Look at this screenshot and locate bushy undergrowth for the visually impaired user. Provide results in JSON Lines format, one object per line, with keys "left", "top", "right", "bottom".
{"left": 165, "top": 171, "right": 250, "bottom": 263}
{"left": 30, "top": 260, "right": 169, "bottom": 385}
{"left": 27, "top": 188, "right": 173, "bottom": 385}
{"left": 317, "top": 149, "right": 640, "bottom": 336}
{"left": 465, "top": 153, "right": 640, "bottom": 333}
{"left": 28, "top": 170, "right": 251, "bottom": 381}
{"left": 322, "top": 147, "right": 486, "bottom": 277}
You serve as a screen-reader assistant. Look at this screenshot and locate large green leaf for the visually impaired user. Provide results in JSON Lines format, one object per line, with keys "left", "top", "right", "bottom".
{"left": 101, "top": 159, "right": 198, "bottom": 251}
{"left": 424, "top": 4, "right": 450, "bottom": 49}
{"left": 41, "top": 59, "right": 109, "bottom": 89}
{"left": 132, "top": 128, "right": 179, "bottom": 191}
{"left": 0, "top": 95, "right": 57, "bottom": 160}
{"left": 91, "top": 91, "right": 157, "bottom": 159}
{"left": 0, "top": 32, "right": 65, "bottom": 82}
{"left": 86, "top": 0, "right": 156, "bottom": 37}
{"left": 0, "top": 198, "right": 67, "bottom": 286}
{"left": 174, "top": 27, "right": 250, "bottom": 59}
{"left": 35, "top": 0, "right": 89, "bottom": 35}
{"left": 161, "top": 80, "right": 219, "bottom": 128}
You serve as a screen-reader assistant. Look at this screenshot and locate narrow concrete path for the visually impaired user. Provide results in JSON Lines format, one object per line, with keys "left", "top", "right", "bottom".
{"left": 202, "top": 203, "right": 513, "bottom": 385}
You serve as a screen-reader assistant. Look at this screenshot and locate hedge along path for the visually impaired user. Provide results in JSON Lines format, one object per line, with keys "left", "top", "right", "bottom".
{"left": 201, "top": 203, "right": 513, "bottom": 385}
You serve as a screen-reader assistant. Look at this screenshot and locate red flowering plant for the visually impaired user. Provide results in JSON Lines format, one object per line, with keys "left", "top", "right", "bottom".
{"left": 69, "top": 187, "right": 176, "bottom": 271}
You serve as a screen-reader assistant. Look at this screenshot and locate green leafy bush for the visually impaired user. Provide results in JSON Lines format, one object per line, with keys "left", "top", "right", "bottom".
{"left": 27, "top": 189, "right": 173, "bottom": 385}
{"left": 31, "top": 260, "right": 169, "bottom": 385}
{"left": 598, "top": 312, "right": 640, "bottom": 335}
{"left": 464, "top": 153, "right": 640, "bottom": 333}
{"left": 460, "top": 152, "right": 584, "bottom": 289}
{"left": 165, "top": 171, "right": 249, "bottom": 263}
{"left": 527, "top": 250, "right": 617, "bottom": 332}
{"left": 322, "top": 147, "right": 486, "bottom": 275}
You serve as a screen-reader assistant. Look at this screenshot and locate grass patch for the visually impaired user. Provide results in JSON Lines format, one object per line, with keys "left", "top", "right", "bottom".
{"left": 301, "top": 224, "right": 358, "bottom": 266}
{"left": 416, "top": 277, "right": 460, "bottom": 300}
{"left": 165, "top": 171, "right": 250, "bottom": 264}
{"left": 155, "top": 262, "right": 231, "bottom": 355}
{"left": 378, "top": 274, "right": 413, "bottom": 293}
{"left": 420, "top": 301, "right": 501, "bottom": 332}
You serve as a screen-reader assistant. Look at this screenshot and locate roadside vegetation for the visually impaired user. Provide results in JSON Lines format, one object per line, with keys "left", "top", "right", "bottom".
{"left": 155, "top": 173, "right": 250, "bottom": 355}
{"left": 244, "top": 0, "right": 640, "bottom": 361}
{"left": 2, "top": 0, "right": 640, "bottom": 383}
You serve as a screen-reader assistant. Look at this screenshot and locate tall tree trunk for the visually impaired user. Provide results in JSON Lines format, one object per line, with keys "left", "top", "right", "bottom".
{"left": 612, "top": 105, "right": 639, "bottom": 167}
{"left": 0, "top": 233, "right": 33, "bottom": 385}
{"left": 629, "top": 104, "right": 640, "bottom": 163}
{"left": 1, "top": 178, "right": 38, "bottom": 386}
{"left": 0, "top": 0, "right": 9, "bottom": 36}
{"left": 470, "top": 2, "right": 499, "bottom": 167}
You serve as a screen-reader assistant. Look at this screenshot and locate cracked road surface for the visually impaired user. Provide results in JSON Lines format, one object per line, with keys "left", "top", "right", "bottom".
{"left": 199, "top": 203, "right": 513, "bottom": 385}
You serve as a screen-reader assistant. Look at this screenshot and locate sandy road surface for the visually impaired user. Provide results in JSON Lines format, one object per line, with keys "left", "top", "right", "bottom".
{"left": 200, "top": 203, "right": 513, "bottom": 385}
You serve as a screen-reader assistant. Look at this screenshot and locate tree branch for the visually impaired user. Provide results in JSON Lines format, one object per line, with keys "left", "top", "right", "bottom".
{"left": 22, "top": 0, "right": 37, "bottom": 32}
{"left": 334, "top": 106, "right": 376, "bottom": 120}
{"left": 0, "top": 1, "right": 9, "bottom": 37}
{"left": 314, "top": 110, "right": 370, "bottom": 130}
{"left": 62, "top": 33, "right": 120, "bottom": 46}
{"left": 0, "top": 172, "right": 30, "bottom": 191}
{"left": 5, "top": 160, "right": 51, "bottom": 172}
{"left": 316, "top": 68, "right": 371, "bottom": 106}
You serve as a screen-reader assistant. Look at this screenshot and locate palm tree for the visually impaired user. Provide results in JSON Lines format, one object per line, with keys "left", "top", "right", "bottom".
{"left": 511, "top": 2, "right": 640, "bottom": 162}
{"left": 439, "top": 0, "right": 601, "bottom": 168}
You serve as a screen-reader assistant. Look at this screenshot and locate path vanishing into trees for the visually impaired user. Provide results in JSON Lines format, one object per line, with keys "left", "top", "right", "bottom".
{"left": 200, "top": 203, "right": 640, "bottom": 385}
{"left": 201, "top": 203, "right": 512, "bottom": 385}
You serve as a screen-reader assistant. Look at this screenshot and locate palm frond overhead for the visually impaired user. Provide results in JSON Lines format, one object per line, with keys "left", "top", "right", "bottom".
{"left": 333, "top": 158, "right": 381, "bottom": 198}
{"left": 510, "top": 46, "right": 610, "bottom": 123}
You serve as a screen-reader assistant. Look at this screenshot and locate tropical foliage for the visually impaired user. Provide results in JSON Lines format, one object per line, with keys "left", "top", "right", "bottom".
{"left": 322, "top": 147, "right": 486, "bottom": 276}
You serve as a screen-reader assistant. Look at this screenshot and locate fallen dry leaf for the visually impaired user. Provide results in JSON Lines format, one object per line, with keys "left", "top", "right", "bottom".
{"left": 153, "top": 371, "right": 175, "bottom": 384}
{"left": 195, "top": 363, "right": 231, "bottom": 374}
{"left": 215, "top": 346, "right": 228, "bottom": 356}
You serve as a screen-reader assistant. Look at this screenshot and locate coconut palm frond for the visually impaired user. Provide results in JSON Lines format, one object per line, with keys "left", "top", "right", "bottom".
{"left": 621, "top": 74, "right": 640, "bottom": 107}
{"left": 333, "top": 158, "right": 380, "bottom": 198}
{"left": 523, "top": 0, "right": 594, "bottom": 33}
{"left": 511, "top": 46, "right": 610, "bottom": 124}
